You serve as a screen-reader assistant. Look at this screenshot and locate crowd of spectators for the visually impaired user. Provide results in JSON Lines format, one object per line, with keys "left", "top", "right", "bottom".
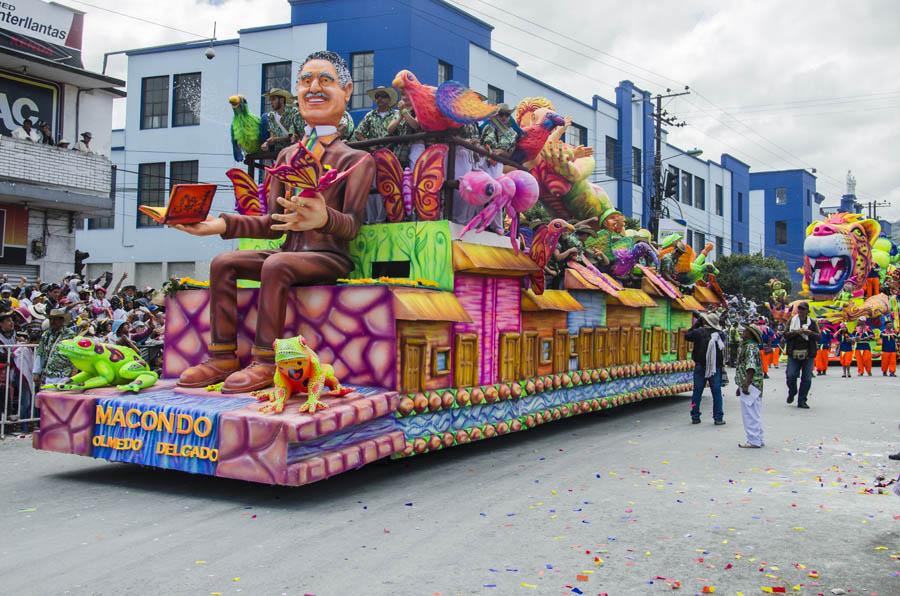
{"left": 0, "top": 271, "right": 165, "bottom": 434}
{"left": 9, "top": 118, "right": 94, "bottom": 154}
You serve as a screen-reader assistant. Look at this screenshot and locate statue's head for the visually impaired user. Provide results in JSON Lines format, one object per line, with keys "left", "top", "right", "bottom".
{"left": 602, "top": 211, "right": 625, "bottom": 234}
{"left": 296, "top": 50, "right": 352, "bottom": 127}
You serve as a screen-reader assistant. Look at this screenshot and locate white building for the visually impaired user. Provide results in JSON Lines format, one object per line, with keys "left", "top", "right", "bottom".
{"left": 77, "top": 0, "right": 751, "bottom": 285}
{"left": 0, "top": 0, "right": 122, "bottom": 281}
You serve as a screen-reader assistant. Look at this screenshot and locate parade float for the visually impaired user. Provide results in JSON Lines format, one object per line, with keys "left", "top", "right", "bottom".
{"left": 770, "top": 212, "right": 900, "bottom": 364}
{"left": 33, "top": 56, "right": 718, "bottom": 487}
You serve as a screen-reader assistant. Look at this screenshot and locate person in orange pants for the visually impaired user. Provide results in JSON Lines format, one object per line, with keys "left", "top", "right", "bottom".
{"left": 881, "top": 321, "right": 897, "bottom": 377}
{"left": 864, "top": 265, "right": 881, "bottom": 298}
{"left": 837, "top": 324, "right": 855, "bottom": 377}
{"left": 815, "top": 320, "right": 833, "bottom": 375}
{"left": 772, "top": 324, "right": 783, "bottom": 368}
{"left": 855, "top": 318, "right": 874, "bottom": 376}
{"left": 759, "top": 319, "right": 773, "bottom": 378}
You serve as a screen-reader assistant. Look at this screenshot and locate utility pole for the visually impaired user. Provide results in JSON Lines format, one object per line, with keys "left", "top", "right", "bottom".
{"left": 865, "top": 200, "right": 890, "bottom": 220}
{"left": 649, "top": 88, "right": 691, "bottom": 241}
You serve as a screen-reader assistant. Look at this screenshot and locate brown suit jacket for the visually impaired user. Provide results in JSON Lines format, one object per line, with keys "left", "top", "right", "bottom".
{"left": 220, "top": 137, "right": 375, "bottom": 258}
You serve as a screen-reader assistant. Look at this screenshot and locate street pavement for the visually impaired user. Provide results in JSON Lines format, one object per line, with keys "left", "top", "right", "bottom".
{"left": 1, "top": 369, "right": 898, "bottom": 595}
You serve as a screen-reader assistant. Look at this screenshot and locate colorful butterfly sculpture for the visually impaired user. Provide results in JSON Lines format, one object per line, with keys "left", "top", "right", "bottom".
{"left": 373, "top": 144, "right": 449, "bottom": 222}
{"left": 457, "top": 169, "right": 540, "bottom": 253}
{"left": 265, "top": 142, "right": 364, "bottom": 198}
{"left": 226, "top": 168, "right": 268, "bottom": 216}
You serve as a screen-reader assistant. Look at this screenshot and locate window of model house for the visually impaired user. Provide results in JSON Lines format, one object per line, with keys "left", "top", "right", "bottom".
{"left": 498, "top": 333, "right": 521, "bottom": 382}
{"left": 350, "top": 52, "right": 374, "bottom": 110}
{"left": 140, "top": 75, "right": 169, "bottom": 129}
{"left": 172, "top": 72, "right": 201, "bottom": 127}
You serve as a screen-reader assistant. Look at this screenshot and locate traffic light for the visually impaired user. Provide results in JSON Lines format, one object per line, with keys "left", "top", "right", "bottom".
{"left": 663, "top": 171, "right": 677, "bottom": 198}
{"left": 74, "top": 250, "right": 90, "bottom": 276}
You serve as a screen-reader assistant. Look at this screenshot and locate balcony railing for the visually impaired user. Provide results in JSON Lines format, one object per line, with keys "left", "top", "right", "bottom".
{"left": 0, "top": 136, "right": 114, "bottom": 213}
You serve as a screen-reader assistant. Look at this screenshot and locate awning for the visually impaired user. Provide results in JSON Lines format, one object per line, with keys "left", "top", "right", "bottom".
{"left": 609, "top": 288, "right": 658, "bottom": 308}
{"left": 637, "top": 264, "right": 683, "bottom": 300}
{"left": 453, "top": 241, "right": 539, "bottom": 276}
{"left": 521, "top": 289, "right": 584, "bottom": 312}
{"left": 564, "top": 262, "right": 623, "bottom": 295}
{"left": 694, "top": 285, "right": 720, "bottom": 304}
{"left": 392, "top": 288, "right": 472, "bottom": 323}
{"left": 674, "top": 295, "right": 705, "bottom": 312}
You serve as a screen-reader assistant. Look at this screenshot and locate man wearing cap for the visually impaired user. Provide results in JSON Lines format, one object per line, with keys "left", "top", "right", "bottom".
{"left": 57, "top": 138, "right": 71, "bottom": 149}
{"left": 0, "top": 284, "right": 18, "bottom": 309}
{"left": 784, "top": 302, "right": 820, "bottom": 408}
{"left": 479, "top": 104, "right": 518, "bottom": 178}
{"left": 260, "top": 88, "right": 300, "bottom": 154}
{"left": 353, "top": 86, "right": 400, "bottom": 223}
{"left": 73, "top": 132, "right": 93, "bottom": 154}
{"left": 735, "top": 324, "right": 765, "bottom": 448}
{"left": 34, "top": 309, "right": 75, "bottom": 387}
{"left": 685, "top": 311, "right": 726, "bottom": 425}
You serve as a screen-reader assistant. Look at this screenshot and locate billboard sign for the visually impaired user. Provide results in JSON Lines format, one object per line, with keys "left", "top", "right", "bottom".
{"left": 0, "top": 71, "right": 58, "bottom": 136}
{"left": 0, "top": 1, "right": 84, "bottom": 50}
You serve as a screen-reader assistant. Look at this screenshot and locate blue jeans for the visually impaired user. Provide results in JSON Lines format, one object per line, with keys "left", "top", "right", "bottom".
{"left": 786, "top": 356, "right": 814, "bottom": 404}
{"left": 691, "top": 364, "right": 724, "bottom": 421}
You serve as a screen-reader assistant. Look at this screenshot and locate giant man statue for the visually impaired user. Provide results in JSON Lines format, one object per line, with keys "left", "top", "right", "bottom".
{"left": 175, "top": 51, "right": 376, "bottom": 393}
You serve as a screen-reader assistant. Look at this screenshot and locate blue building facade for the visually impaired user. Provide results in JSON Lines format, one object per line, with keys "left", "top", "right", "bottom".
{"left": 749, "top": 169, "right": 820, "bottom": 285}
{"left": 721, "top": 154, "right": 750, "bottom": 254}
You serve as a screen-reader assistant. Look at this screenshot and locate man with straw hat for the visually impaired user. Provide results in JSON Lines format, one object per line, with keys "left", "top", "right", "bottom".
{"left": 260, "top": 88, "right": 300, "bottom": 154}
{"left": 33, "top": 308, "right": 75, "bottom": 387}
{"left": 685, "top": 311, "right": 726, "bottom": 425}
{"left": 735, "top": 323, "right": 765, "bottom": 448}
{"left": 353, "top": 85, "right": 400, "bottom": 224}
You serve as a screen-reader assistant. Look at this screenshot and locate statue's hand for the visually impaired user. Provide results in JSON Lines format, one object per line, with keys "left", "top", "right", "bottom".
{"left": 271, "top": 193, "right": 329, "bottom": 232}
{"left": 174, "top": 216, "right": 227, "bottom": 237}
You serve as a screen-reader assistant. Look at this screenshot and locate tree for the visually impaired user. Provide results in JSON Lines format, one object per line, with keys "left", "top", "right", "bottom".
{"left": 715, "top": 253, "right": 793, "bottom": 303}
{"left": 624, "top": 216, "right": 641, "bottom": 231}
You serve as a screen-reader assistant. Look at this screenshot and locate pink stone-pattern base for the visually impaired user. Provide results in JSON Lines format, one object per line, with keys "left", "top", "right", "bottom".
{"left": 163, "top": 286, "right": 397, "bottom": 388}
{"left": 285, "top": 432, "right": 407, "bottom": 486}
{"left": 32, "top": 380, "right": 405, "bottom": 487}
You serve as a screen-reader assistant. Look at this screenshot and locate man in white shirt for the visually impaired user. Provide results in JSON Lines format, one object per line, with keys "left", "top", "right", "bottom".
{"left": 73, "top": 131, "right": 92, "bottom": 153}
{"left": 11, "top": 119, "right": 40, "bottom": 142}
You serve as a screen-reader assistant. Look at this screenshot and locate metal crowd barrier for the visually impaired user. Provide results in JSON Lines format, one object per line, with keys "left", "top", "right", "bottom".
{"left": 0, "top": 343, "right": 38, "bottom": 439}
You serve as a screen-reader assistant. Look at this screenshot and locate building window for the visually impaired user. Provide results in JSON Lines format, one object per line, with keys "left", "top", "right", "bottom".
{"left": 632, "top": 147, "right": 642, "bottom": 185}
{"left": 738, "top": 241, "right": 744, "bottom": 253}
{"left": 605, "top": 136, "right": 618, "bottom": 178}
{"left": 775, "top": 220, "right": 788, "bottom": 244}
{"left": 667, "top": 165, "right": 680, "bottom": 200}
{"left": 261, "top": 62, "right": 292, "bottom": 113}
{"left": 566, "top": 123, "right": 587, "bottom": 147}
{"left": 775, "top": 187, "right": 788, "bottom": 205}
{"left": 681, "top": 171, "right": 693, "bottom": 206}
{"left": 686, "top": 228, "right": 693, "bottom": 248}
{"left": 137, "top": 162, "right": 167, "bottom": 227}
{"left": 715, "top": 184, "right": 723, "bottom": 215}
{"left": 806, "top": 189, "right": 811, "bottom": 207}
{"left": 172, "top": 72, "right": 201, "bottom": 127}
{"left": 487, "top": 84, "right": 504, "bottom": 105}
{"left": 437, "top": 60, "right": 453, "bottom": 84}
{"left": 716, "top": 235, "right": 724, "bottom": 258}
{"left": 695, "top": 231, "right": 706, "bottom": 252}
{"left": 169, "top": 160, "right": 198, "bottom": 191}
{"left": 140, "top": 75, "right": 169, "bottom": 129}
{"left": 694, "top": 176, "right": 705, "bottom": 210}
{"left": 737, "top": 191, "right": 743, "bottom": 222}
{"left": 350, "top": 52, "right": 375, "bottom": 110}
{"left": 88, "top": 215, "right": 114, "bottom": 230}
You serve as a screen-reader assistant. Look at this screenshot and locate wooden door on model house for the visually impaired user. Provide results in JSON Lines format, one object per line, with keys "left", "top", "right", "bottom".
{"left": 401, "top": 338, "right": 427, "bottom": 393}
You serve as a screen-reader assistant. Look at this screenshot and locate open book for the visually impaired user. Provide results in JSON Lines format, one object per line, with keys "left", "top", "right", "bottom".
{"left": 138, "top": 183, "right": 218, "bottom": 225}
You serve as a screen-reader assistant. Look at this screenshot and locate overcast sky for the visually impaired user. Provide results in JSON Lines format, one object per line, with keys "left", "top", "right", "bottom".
{"left": 73, "top": 0, "right": 900, "bottom": 220}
